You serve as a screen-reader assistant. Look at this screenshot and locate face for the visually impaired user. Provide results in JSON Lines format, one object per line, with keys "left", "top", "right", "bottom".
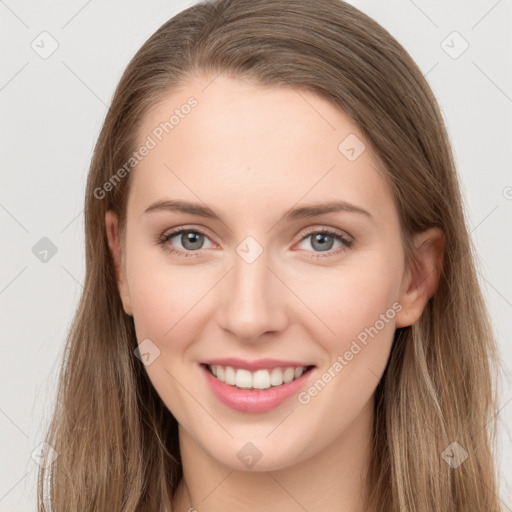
{"left": 105, "top": 73, "right": 439, "bottom": 472}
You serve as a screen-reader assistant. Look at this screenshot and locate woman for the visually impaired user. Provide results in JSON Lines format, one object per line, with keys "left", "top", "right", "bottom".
{"left": 38, "top": 0, "right": 502, "bottom": 510}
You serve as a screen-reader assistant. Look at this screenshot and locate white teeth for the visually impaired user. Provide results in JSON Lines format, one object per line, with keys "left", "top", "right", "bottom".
{"left": 283, "top": 367, "right": 295, "bottom": 383}
{"left": 269, "top": 368, "right": 283, "bottom": 386}
{"left": 208, "top": 365, "right": 309, "bottom": 389}
{"left": 225, "top": 366, "right": 236, "bottom": 385}
{"left": 235, "top": 369, "right": 253, "bottom": 389}
{"left": 253, "top": 369, "right": 271, "bottom": 389}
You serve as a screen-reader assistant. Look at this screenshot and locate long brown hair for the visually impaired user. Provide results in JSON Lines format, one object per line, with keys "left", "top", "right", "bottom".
{"left": 38, "top": 0, "right": 502, "bottom": 510}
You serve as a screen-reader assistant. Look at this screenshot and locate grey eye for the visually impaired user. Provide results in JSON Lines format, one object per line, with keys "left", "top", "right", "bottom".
{"left": 166, "top": 230, "right": 214, "bottom": 251}
{"left": 297, "top": 232, "right": 343, "bottom": 253}
{"left": 309, "top": 233, "right": 336, "bottom": 252}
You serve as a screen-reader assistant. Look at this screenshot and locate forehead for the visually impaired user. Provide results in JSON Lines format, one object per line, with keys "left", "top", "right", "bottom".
{"left": 128, "top": 74, "right": 395, "bottom": 224}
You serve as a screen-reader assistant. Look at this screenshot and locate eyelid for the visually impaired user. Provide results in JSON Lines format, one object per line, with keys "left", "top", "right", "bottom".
{"left": 294, "top": 225, "right": 353, "bottom": 259}
{"left": 298, "top": 225, "right": 353, "bottom": 243}
{"left": 160, "top": 224, "right": 217, "bottom": 242}
{"left": 160, "top": 224, "right": 353, "bottom": 242}
{"left": 158, "top": 224, "right": 353, "bottom": 258}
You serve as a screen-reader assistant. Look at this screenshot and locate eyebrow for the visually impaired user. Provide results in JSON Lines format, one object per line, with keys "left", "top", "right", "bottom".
{"left": 144, "top": 199, "right": 373, "bottom": 223}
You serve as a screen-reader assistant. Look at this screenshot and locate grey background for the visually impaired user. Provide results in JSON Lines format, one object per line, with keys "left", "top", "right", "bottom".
{"left": 1, "top": 0, "right": 511, "bottom": 510}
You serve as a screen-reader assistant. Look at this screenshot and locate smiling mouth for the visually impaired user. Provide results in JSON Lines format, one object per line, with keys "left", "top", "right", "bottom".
{"left": 201, "top": 363, "right": 316, "bottom": 390}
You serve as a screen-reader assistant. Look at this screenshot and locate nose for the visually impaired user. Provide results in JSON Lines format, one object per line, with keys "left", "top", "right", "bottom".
{"left": 216, "top": 247, "right": 289, "bottom": 343}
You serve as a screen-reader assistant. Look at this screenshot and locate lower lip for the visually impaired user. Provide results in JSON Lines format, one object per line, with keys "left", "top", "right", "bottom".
{"left": 200, "top": 364, "right": 315, "bottom": 413}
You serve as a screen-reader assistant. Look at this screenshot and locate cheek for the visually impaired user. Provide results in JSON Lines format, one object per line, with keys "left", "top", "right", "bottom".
{"left": 289, "top": 255, "right": 403, "bottom": 412}
{"left": 124, "top": 239, "right": 212, "bottom": 343}
{"left": 292, "top": 256, "right": 403, "bottom": 348}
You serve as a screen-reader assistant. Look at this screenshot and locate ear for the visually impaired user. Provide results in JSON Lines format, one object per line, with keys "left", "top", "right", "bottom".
{"left": 105, "top": 210, "right": 133, "bottom": 316}
{"left": 395, "top": 227, "right": 445, "bottom": 328}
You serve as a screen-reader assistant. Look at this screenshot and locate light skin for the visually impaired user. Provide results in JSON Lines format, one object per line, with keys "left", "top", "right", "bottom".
{"left": 105, "top": 74, "right": 444, "bottom": 512}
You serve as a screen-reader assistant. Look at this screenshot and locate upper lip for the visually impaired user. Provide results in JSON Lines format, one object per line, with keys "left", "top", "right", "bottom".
{"left": 201, "top": 358, "right": 315, "bottom": 372}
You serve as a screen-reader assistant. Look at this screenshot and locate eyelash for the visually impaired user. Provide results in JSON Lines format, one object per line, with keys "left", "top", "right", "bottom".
{"left": 156, "top": 226, "right": 353, "bottom": 260}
